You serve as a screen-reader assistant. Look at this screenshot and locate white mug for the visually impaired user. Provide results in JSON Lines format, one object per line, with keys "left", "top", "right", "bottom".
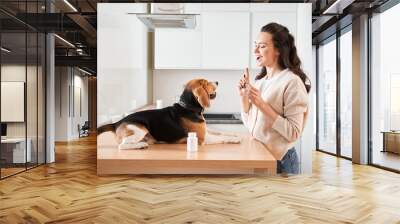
{"left": 156, "top": 99, "right": 163, "bottom": 109}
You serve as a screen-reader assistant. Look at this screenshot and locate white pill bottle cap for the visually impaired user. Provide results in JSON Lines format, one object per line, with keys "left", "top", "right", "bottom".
{"left": 188, "top": 132, "right": 197, "bottom": 137}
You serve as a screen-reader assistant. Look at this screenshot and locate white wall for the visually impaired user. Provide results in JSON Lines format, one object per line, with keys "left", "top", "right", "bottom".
{"left": 71, "top": 74, "right": 89, "bottom": 138}
{"left": 1, "top": 64, "right": 46, "bottom": 163}
{"left": 295, "top": 3, "right": 313, "bottom": 174}
{"left": 1, "top": 65, "right": 39, "bottom": 138}
{"left": 54, "top": 67, "right": 89, "bottom": 141}
{"left": 311, "top": 44, "right": 317, "bottom": 159}
{"left": 97, "top": 3, "right": 150, "bottom": 125}
{"left": 55, "top": 67, "right": 69, "bottom": 141}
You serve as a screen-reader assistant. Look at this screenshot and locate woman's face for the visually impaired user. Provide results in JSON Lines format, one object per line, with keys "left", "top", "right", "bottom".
{"left": 254, "top": 32, "right": 280, "bottom": 68}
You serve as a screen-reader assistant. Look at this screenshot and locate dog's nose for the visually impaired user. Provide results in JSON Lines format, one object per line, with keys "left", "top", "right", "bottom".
{"left": 215, "top": 81, "right": 219, "bottom": 86}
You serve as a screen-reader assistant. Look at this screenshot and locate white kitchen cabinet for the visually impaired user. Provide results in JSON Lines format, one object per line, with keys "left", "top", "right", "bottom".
{"left": 155, "top": 11, "right": 250, "bottom": 69}
{"left": 98, "top": 4, "right": 147, "bottom": 69}
{"left": 154, "top": 3, "right": 300, "bottom": 70}
{"left": 202, "top": 3, "right": 249, "bottom": 12}
{"left": 250, "top": 11, "right": 297, "bottom": 69}
{"left": 154, "top": 22, "right": 202, "bottom": 69}
{"left": 154, "top": 4, "right": 202, "bottom": 69}
{"left": 201, "top": 12, "right": 250, "bottom": 69}
{"left": 249, "top": 3, "right": 297, "bottom": 12}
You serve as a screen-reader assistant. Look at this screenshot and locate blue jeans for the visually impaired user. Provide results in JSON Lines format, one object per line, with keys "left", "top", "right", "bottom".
{"left": 277, "top": 148, "right": 299, "bottom": 174}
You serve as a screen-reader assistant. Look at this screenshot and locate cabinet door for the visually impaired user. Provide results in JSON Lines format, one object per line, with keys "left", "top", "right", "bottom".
{"left": 202, "top": 3, "right": 249, "bottom": 11}
{"left": 154, "top": 4, "right": 202, "bottom": 69}
{"left": 202, "top": 12, "right": 250, "bottom": 69}
{"left": 98, "top": 3, "right": 148, "bottom": 70}
{"left": 250, "top": 12, "right": 297, "bottom": 69}
{"left": 154, "top": 18, "right": 202, "bottom": 69}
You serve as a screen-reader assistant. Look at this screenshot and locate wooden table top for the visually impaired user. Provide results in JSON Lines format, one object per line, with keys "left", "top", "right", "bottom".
{"left": 98, "top": 132, "right": 276, "bottom": 164}
{"left": 97, "top": 104, "right": 277, "bottom": 174}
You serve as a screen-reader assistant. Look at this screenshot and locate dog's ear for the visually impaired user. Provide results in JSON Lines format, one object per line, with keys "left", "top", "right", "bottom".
{"left": 193, "top": 86, "right": 210, "bottom": 108}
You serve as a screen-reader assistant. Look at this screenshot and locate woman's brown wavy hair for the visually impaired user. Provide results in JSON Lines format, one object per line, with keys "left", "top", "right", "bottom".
{"left": 255, "top": 23, "right": 311, "bottom": 93}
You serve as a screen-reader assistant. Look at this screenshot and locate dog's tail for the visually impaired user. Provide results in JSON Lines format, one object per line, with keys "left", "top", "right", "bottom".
{"left": 97, "top": 123, "right": 115, "bottom": 135}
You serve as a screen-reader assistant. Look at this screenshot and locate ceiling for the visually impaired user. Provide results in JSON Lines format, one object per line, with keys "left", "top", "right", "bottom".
{"left": 0, "top": 0, "right": 393, "bottom": 75}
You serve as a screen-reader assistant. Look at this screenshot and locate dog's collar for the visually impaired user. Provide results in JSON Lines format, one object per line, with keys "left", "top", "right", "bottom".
{"left": 178, "top": 100, "right": 204, "bottom": 113}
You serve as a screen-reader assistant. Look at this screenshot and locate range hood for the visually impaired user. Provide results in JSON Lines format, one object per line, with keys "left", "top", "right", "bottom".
{"left": 133, "top": 3, "right": 198, "bottom": 30}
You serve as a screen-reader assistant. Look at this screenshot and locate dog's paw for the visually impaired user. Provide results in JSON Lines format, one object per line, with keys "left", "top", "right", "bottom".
{"left": 135, "top": 142, "right": 149, "bottom": 149}
{"left": 118, "top": 142, "right": 149, "bottom": 150}
{"left": 223, "top": 136, "right": 241, "bottom": 144}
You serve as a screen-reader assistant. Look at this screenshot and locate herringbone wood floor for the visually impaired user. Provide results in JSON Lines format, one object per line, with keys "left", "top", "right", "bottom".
{"left": 1, "top": 136, "right": 400, "bottom": 224}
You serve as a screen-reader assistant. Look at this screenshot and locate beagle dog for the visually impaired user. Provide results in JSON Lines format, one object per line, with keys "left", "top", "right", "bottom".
{"left": 97, "top": 79, "right": 241, "bottom": 150}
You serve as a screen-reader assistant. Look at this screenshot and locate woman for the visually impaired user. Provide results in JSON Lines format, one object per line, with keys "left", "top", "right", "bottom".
{"left": 238, "top": 22, "right": 311, "bottom": 174}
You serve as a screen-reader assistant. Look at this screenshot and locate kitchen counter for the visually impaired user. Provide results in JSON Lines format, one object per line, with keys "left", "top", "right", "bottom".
{"left": 97, "top": 105, "right": 276, "bottom": 175}
{"left": 97, "top": 130, "right": 276, "bottom": 175}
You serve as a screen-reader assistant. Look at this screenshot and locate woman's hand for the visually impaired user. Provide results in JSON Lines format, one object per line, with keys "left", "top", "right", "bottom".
{"left": 238, "top": 68, "right": 250, "bottom": 97}
{"left": 247, "top": 84, "right": 264, "bottom": 108}
{"left": 247, "top": 84, "right": 278, "bottom": 128}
